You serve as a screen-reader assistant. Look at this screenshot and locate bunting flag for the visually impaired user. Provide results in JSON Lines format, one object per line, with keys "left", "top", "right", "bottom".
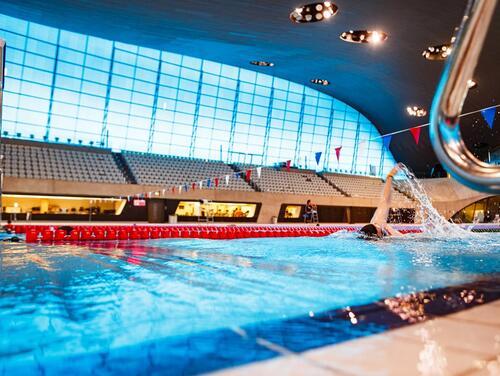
{"left": 286, "top": 160, "right": 291, "bottom": 172}
{"left": 192, "top": 182, "right": 196, "bottom": 191}
{"left": 234, "top": 172, "right": 240, "bottom": 179}
{"left": 315, "top": 152, "right": 322, "bottom": 165}
{"left": 178, "top": 185, "right": 182, "bottom": 194}
{"left": 161, "top": 189, "right": 165, "bottom": 195}
{"left": 304, "top": 155, "right": 308, "bottom": 169}
{"left": 245, "top": 169, "right": 252, "bottom": 182}
{"left": 171, "top": 187, "right": 176, "bottom": 194}
{"left": 199, "top": 181, "right": 203, "bottom": 189}
{"left": 256, "top": 167, "right": 262, "bottom": 178}
{"left": 207, "top": 178, "right": 211, "bottom": 188}
{"left": 481, "top": 107, "right": 496, "bottom": 129}
{"left": 382, "top": 135, "right": 392, "bottom": 150}
{"left": 184, "top": 184, "right": 189, "bottom": 192}
{"left": 335, "top": 146, "right": 342, "bottom": 162}
{"left": 225, "top": 175, "right": 230, "bottom": 185}
{"left": 410, "top": 126, "right": 422, "bottom": 145}
{"left": 215, "top": 177, "right": 219, "bottom": 187}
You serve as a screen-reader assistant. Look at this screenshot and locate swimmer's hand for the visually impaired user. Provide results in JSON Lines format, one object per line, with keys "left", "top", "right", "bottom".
{"left": 387, "top": 164, "right": 401, "bottom": 178}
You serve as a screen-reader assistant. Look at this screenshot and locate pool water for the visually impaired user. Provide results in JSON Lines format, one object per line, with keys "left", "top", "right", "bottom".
{"left": 1, "top": 232, "right": 499, "bottom": 374}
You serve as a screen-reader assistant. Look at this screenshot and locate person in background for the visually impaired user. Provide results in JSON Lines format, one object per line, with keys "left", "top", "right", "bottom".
{"left": 304, "top": 200, "right": 317, "bottom": 222}
{"left": 359, "top": 164, "right": 404, "bottom": 239}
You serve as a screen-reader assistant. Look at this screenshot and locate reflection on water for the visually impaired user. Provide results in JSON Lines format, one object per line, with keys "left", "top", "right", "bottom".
{"left": 0, "top": 233, "right": 498, "bottom": 373}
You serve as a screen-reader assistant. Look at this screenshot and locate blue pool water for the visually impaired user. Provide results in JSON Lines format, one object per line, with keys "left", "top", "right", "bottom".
{"left": 1, "top": 232, "right": 499, "bottom": 374}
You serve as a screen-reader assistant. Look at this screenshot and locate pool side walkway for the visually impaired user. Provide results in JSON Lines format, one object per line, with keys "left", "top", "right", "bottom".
{"left": 213, "top": 301, "right": 500, "bottom": 376}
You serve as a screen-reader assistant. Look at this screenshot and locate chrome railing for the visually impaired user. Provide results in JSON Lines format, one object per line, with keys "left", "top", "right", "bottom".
{"left": 429, "top": 0, "right": 499, "bottom": 193}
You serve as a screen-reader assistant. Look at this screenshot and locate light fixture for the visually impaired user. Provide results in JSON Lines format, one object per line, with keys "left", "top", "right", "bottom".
{"left": 250, "top": 61, "right": 275, "bottom": 67}
{"left": 310, "top": 78, "right": 329, "bottom": 86}
{"left": 290, "top": 2, "right": 338, "bottom": 23}
{"left": 406, "top": 106, "right": 427, "bottom": 117}
{"left": 467, "top": 79, "right": 478, "bottom": 89}
{"left": 422, "top": 44, "right": 452, "bottom": 61}
{"left": 340, "top": 30, "right": 388, "bottom": 44}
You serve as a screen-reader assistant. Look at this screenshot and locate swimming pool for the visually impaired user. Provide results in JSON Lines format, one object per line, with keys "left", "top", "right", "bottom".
{"left": 1, "top": 232, "right": 499, "bottom": 374}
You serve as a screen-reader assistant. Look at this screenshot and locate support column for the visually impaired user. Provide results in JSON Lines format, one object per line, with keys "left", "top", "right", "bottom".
{"left": 350, "top": 113, "right": 361, "bottom": 173}
{"left": 100, "top": 42, "right": 116, "bottom": 146}
{"left": 44, "top": 30, "right": 61, "bottom": 141}
{"left": 227, "top": 72, "right": 241, "bottom": 162}
{"left": 293, "top": 88, "right": 306, "bottom": 163}
{"left": 189, "top": 71, "right": 203, "bottom": 158}
{"left": 261, "top": 78, "right": 275, "bottom": 164}
{"left": 147, "top": 53, "right": 163, "bottom": 153}
{"left": 324, "top": 101, "right": 335, "bottom": 170}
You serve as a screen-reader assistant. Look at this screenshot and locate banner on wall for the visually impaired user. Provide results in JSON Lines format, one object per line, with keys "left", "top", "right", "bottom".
{"left": 315, "top": 152, "right": 322, "bottom": 165}
{"left": 410, "top": 127, "right": 421, "bottom": 145}
{"left": 335, "top": 146, "right": 342, "bottom": 162}
{"left": 481, "top": 107, "right": 496, "bottom": 129}
{"left": 382, "top": 135, "right": 392, "bottom": 150}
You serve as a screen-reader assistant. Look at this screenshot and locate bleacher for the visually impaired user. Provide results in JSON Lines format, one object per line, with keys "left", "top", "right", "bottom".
{"left": 323, "top": 172, "right": 413, "bottom": 204}
{"left": 122, "top": 152, "right": 254, "bottom": 191}
{"left": 237, "top": 165, "right": 345, "bottom": 196}
{"left": 0, "top": 139, "right": 127, "bottom": 184}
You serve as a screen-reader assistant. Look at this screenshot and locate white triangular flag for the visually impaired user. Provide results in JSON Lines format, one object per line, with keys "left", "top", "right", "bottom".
{"left": 225, "top": 175, "right": 229, "bottom": 185}
{"left": 199, "top": 181, "right": 203, "bottom": 189}
{"left": 256, "top": 167, "right": 262, "bottom": 178}
{"left": 178, "top": 185, "right": 182, "bottom": 193}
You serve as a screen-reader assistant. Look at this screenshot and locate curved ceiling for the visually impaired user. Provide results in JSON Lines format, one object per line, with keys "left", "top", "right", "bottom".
{"left": 0, "top": 0, "right": 499, "bottom": 175}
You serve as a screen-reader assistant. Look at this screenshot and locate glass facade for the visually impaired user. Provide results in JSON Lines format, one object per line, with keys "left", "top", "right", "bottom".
{"left": 0, "top": 13, "right": 396, "bottom": 175}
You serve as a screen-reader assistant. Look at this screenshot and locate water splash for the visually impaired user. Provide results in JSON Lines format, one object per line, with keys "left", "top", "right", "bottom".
{"left": 394, "top": 164, "right": 468, "bottom": 237}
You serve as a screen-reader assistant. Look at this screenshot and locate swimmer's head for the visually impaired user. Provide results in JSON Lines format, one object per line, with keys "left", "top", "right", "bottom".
{"left": 359, "top": 224, "right": 383, "bottom": 240}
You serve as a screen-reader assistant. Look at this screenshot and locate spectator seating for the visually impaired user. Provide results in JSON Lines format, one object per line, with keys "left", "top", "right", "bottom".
{"left": 322, "top": 172, "right": 413, "bottom": 204}
{"left": 237, "top": 165, "right": 345, "bottom": 196}
{"left": 0, "top": 138, "right": 127, "bottom": 184}
{"left": 122, "top": 152, "right": 254, "bottom": 191}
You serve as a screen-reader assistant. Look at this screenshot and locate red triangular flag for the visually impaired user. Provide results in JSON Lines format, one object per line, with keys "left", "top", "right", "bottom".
{"left": 410, "top": 127, "right": 421, "bottom": 145}
{"left": 215, "top": 178, "right": 219, "bottom": 187}
{"left": 171, "top": 187, "right": 175, "bottom": 194}
{"left": 335, "top": 146, "right": 342, "bottom": 162}
{"left": 286, "top": 160, "right": 291, "bottom": 172}
{"left": 246, "top": 169, "right": 252, "bottom": 182}
{"left": 192, "top": 182, "right": 196, "bottom": 190}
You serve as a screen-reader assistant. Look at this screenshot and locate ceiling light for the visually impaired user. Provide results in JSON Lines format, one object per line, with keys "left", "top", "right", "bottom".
{"left": 310, "top": 78, "right": 329, "bottom": 86}
{"left": 290, "top": 2, "right": 338, "bottom": 23}
{"left": 467, "top": 79, "right": 478, "bottom": 89}
{"left": 422, "top": 44, "right": 452, "bottom": 60}
{"left": 339, "top": 30, "right": 388, "bottom": 44}
{"left": 250, "top": 61, "right": 275, "bottom": 67}
{"left": 406, "top": 106, "right": 427, "bottom": 117}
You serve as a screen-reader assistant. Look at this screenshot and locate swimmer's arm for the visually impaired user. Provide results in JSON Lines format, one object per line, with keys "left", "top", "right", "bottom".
{"left": 384, "top": 224, "right": 403, "bottom": 237}
{"left": 370, "top": 166, "right": 398, "bottom": 225}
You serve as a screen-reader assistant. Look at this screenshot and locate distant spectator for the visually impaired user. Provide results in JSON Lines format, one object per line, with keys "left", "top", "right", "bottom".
{"left": 303, "top": 200, "right": 317, "bottom": 222}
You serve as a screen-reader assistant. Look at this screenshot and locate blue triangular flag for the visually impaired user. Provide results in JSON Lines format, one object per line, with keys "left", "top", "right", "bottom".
{"left": 382, "top": 135, "right": 392, "bottom": 150}
{"left": 184, "top": 183, "right": 189, "bottom": 192}
{"left": 481, "top": 107, "right": 496, "bottom": 129}
{"left": 315, "top": 152, "right": 322, "bottom": 165}
{"left": 234, "top": 172, "right": 240, "bottom": 179}
{"left": 207, "top": 178, "right": 211, "bottom": 188}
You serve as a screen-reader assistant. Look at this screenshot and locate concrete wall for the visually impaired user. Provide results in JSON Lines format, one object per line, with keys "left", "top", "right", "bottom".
{"left": 4, "top": 176, "right": 492, "bottom": 222}
{"left": 420, "top": 178, "right": 493, "bottom": 219}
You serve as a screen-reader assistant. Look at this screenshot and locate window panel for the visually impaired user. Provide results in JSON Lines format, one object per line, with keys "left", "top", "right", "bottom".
{"left": 0, "top": 13, "right": 394, "bottom": 175}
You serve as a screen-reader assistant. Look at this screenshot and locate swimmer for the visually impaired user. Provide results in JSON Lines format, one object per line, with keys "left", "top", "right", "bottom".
{"left": 359, "top": 163, "right": 404, "bottom": 239}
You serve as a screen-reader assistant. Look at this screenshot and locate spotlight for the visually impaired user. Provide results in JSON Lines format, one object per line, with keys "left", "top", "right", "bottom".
{"left": 310, "top": 78, "right": 329, "bottom": 86}
{"left": 467, "top": 79, "right": 478, "bottom": 89}
{"left": 250, "top": 61, "right": 275, "bottom": 67}
{"left": 406, "top": 106, "right": 427, "bottom": 117}
{"left": 339, "top": 30, "right": 388, "bottom": 44}
{"left": 422, "top": 44, "right": 452, "bottom": 61}
{"left": 290, "top": 2, "right": 338, "bottom": 23}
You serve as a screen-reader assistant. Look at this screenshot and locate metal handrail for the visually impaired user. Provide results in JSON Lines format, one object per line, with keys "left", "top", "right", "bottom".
{"left": 429, "top": 0, "right": 499, "bottom": 193}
